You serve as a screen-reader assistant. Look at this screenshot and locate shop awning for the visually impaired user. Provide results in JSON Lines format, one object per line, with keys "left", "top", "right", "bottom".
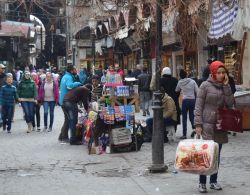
{"left": 0, "top": 21, "right": 32, "bottom": 38}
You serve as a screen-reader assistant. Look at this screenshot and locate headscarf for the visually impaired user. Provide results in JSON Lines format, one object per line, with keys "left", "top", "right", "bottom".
{"left": 209, "top": 61, "right": 227, "bottom": 81}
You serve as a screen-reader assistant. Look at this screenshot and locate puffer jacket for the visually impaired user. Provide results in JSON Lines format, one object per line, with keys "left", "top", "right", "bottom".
{"left": 162, "top": 94, "right": 177, "bottom": 122}
{"left": 194, "top": 76, "right": 234, "bottom": 144}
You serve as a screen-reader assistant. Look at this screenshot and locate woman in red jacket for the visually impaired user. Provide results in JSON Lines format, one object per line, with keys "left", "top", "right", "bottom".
{"left": 38, "top": 72, "right": 59, "bottom": 132}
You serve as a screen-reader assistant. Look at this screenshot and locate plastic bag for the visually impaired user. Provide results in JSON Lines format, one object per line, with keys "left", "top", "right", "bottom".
{"left": 175, "top": 138, "right": 219, "bottom": 175}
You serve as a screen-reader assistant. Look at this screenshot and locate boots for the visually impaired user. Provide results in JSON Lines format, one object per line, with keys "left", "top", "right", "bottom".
{"left": 27, "top": 122, "right": 32, "bottom": 133}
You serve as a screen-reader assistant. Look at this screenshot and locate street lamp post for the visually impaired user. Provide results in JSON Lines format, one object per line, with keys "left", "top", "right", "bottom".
{"left": 149, "top": 0, "right": 167, "bottom": 173}
{"left": 89, "top": 18, "right": 97, "bottom": 72}
{"left": 72, "top": 38, "right": 76, "bottom": 65}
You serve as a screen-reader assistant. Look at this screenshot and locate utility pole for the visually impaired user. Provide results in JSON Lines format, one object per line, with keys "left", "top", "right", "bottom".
{"left": 149, "top": 0, "right": 167, "bottom": 173}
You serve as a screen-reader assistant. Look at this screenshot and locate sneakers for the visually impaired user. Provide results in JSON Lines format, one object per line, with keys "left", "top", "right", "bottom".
{"left": 180, "top": 136, "right": 187, "bottom": 139}
{"left": 43, "top": 127, "right": 47, "bottom": 132}
{"left": 199, "top": 184, "right": 207, "bottom": 193}
{"left": 7, "top": 130, "right": 11, "bottom": 134}
{"left": 142, "top": 111, "right": 146, "bottom": 116}
{"left": 27, "top": 123, "right": 32, "bottom": 133}
{"left": 210, "top": 183, "right": 222, "bottom": 190}
{"left": 37, "top": 127, "right": 41, "bottom": 132}
{"left": 146, "top": 110, "right": 150, "bottom": 116}
{"left": 47, "top": 127, "right": 52, "bottom": 132}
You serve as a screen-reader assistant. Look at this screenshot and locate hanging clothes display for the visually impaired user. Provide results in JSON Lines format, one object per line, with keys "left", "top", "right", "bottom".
{"left": 208, "top": 0, "right": 238, "bottom": 39}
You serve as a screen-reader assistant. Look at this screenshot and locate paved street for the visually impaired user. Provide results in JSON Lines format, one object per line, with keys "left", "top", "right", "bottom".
{"left": 0, "top": 105, "right": 250, "bottom": 195}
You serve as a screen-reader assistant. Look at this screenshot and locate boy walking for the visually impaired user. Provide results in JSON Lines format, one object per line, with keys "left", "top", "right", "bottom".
{"left": 0, "top": 73, "right": 18, "bottom": 133}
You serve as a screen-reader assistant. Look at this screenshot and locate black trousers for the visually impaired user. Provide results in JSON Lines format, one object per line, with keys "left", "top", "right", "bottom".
{"left": 58, "top": 106, "right": 69, "bottom": 140}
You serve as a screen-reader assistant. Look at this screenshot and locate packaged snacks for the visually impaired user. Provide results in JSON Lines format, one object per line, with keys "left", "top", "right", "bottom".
{"left": 175, "top": 139, "right": 219, "bottom": 175}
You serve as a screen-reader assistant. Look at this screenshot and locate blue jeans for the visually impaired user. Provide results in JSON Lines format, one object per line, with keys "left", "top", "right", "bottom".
{"left": 200, "top": 144, "right": 222, "bottom": 184}
{"left": 2, "top": 105, "right": 14, "bottom": 131}
{"left": 63, "top": 101, "right": 78, "bottom": 143}
{"left": 145, "top": 117, "right": 176, "bottom": 138}
{"left": 21, "top": 102, "right": 35, "bottom": 123}
{"left": 139, "top": 91, "right": 151, "bottom": 112}
{"left": 182, "top": 99, "right": 195, "bottom": 136}
{"left": 43, "top": 101, "right": 56, "bottom": 128}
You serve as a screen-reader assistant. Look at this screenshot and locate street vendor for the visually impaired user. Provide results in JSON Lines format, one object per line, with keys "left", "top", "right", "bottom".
{"left": 91, "top": 75, "right": 103, "bottom": 102}
{"left": 63, "top": 86, "right": 90, "bottom": 145}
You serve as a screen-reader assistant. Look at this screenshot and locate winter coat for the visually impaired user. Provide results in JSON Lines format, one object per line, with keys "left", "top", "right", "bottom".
{"left": 17, "top": 79, "right": 37, "bottom": 99}
{"left": 176, "top": 78, "right": 198, "bottom": 100}
{"left": 0, "top": 73, "right": 6, "bottom": 87}
{"left": 59, "top": 72, "right": 82, "bottom": 105}
{"left": 38, "top": 80, "right": 60, "bottom": 103}
{"left": 194, "top": 76, "right": 234, "bottom": 144}
{"left": 137, "top": 72, "right": 151, "bottom": 92}
{"left": 160, "top": 75, "right": 181, "bottom": 124}
{"left": 162, "top": 94, "right": 177, "bottom": 122}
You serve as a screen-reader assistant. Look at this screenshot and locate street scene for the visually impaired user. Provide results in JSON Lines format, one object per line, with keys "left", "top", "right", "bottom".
{"left": 0, "top": 106, "right": 250, "bottom": 195}
{"left": 1, "top": 0, "right": 250, "bottom": 195}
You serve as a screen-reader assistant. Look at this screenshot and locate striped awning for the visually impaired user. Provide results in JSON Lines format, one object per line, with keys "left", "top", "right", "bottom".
{"left": 208, "top": 0, "right": 238, "bottom": 39}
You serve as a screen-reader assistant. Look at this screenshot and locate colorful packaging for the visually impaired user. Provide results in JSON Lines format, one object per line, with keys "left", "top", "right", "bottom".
{"left": 175, "top": 138, "right": 219, "bottom": 175}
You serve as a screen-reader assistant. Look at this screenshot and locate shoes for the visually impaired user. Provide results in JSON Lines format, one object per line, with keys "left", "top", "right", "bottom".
{"left": 43, "top": 127, "right": 47, "bottom": 132}
{"left": 47, "top": 127, "right": 52, "bottom": 132}
{"left": 180, "top": 136, "right": 187, "bottom": 139}
{"left": 27, "top": 123, "right": 32, "bottom": 133}
{"left": 142, "top": 111, "right": 146, "bottom": 116}
{"left": 146, "top": 110, "right": 150, "bottom": 116}
{"left": 37, "top": 127, "right": 41, "bottom": 132}
{"left": 210, "top": 183, "right": 222, "bottom": 190}
{"left": 233, "top": 132, "right": 237, "bottom": 136}
{"left": 70, "top": 141, "right": 82, "bottom": 145}
{"left": 7, "top": 130, "right": 11, "bottom": 134}
{"left": 32, "top": 127, "right": 36, "bottom": 131}
{"left": 191, "top": 131, "right": 196, "bottom": 138}
{"left": 59, "top": 137, "right": 70, "bottom": 142}
{"left": 199, "top": 184, "right": 207, "bottom": 193}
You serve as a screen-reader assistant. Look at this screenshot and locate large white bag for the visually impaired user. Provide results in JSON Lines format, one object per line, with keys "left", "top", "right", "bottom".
{"left": 175, "top": 138, "right": 219, "bottom": 175}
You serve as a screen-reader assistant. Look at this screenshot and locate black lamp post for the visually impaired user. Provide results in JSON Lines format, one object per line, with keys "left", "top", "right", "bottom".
{"left": 149, "top": 0, "right": 167, "bottom": 173}
{"left": 89, "top": 18, "right": 97, "bottom": 72}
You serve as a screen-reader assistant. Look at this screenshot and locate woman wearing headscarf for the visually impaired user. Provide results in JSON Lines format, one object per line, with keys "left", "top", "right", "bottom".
{"left": 17, "top": 71, "right": 37, "bottom": 133}
{"left": 31, "top": 72, "right": 41, "bottom": 131}
{"left": 194, "top": 61, "right": 234, "bottom": 193}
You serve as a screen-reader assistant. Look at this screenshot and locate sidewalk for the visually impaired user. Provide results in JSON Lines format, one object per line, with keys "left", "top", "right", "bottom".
{"left": 0, "top": 106, "right": 249, "bottom": 195}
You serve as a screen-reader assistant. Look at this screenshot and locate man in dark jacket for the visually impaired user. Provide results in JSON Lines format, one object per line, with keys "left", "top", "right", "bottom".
{"left": 138, "top": 67, "right": 151, "bottom": 116}
{"left": 132, "top": 64, "right": 142, "bottom": 79}
{"left": 160, "top": 67, "right": 180, "bottom": 130}
{"left": 63, "top": 86, "right": 89, "bottom": 145}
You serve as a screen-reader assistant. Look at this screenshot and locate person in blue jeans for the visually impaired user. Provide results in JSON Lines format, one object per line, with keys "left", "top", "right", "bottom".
{"left": 63, "top": 86, "right": 89, "bottom": 145}
{"left": 0, "top": 73, "right": 18, "bottom": 133}
{"left": 144, "top": 93, "right": 177, "bottom": 142}
{"left": 38, "top": 72, "right": 59, "bottom": 132}
{"left": 175, "top": 69, "right": 198, "bottom": 139}
{"left": 17, "top": 71, "right": 37, "bottom": 133}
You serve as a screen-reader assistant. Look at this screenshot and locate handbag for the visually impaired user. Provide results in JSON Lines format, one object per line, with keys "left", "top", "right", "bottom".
{"left": 217, "top": 107, "right": 243, "bottom": 133}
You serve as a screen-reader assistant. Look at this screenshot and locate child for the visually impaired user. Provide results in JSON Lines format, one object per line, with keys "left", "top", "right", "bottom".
{"left": 0, "top": 73, "right": 18, "bottom": 133}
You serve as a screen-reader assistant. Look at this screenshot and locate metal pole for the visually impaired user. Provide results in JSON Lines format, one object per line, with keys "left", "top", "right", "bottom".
{"left": 73, "top": 47, "right": 75, "bottom": 65}
{"left": 149, "top": 0, "right": 167, "bottom": 173}
{"left": 92, "top": 30, "right": 96, "bottom": 71}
